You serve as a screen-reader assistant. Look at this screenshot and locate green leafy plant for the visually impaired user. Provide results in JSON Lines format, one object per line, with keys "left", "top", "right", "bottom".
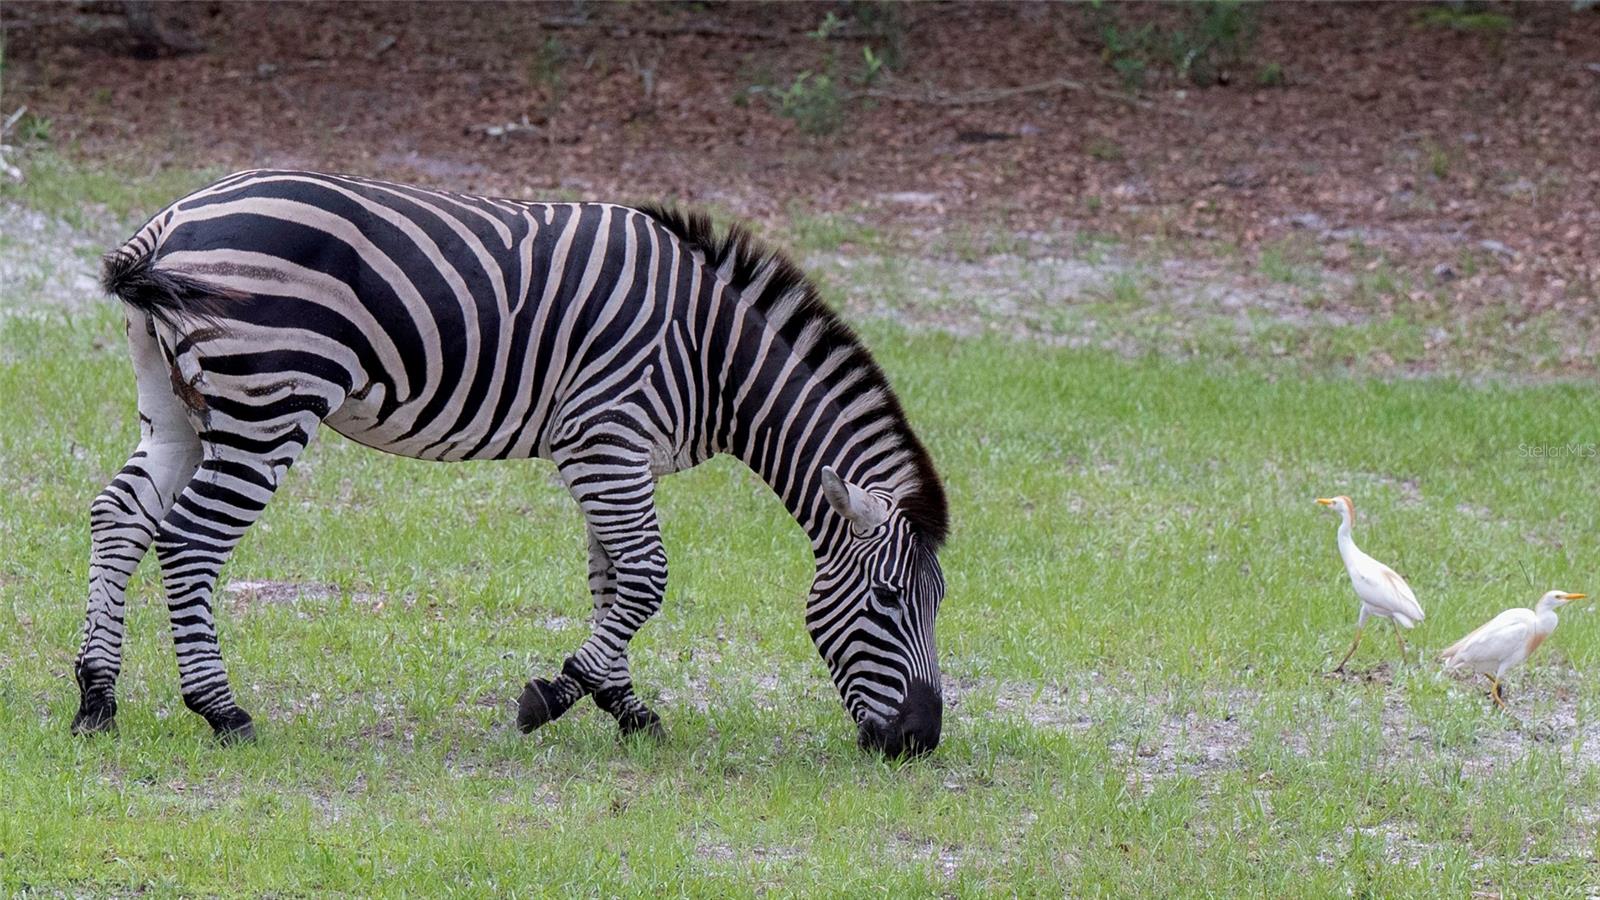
{"left": 749, "top": 9, "right": 903, "bottom": 135}
{"left": 11, "top": 110, "right": 52, "bottom": 146}
{"left": 771, "top": 71, "right": 847, "bottom": 136}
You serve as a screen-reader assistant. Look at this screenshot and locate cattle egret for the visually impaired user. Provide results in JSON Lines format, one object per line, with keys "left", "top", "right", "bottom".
{"left": 1440, "top": 590, "right": 1587, "bottom": 709}
{"left": 1316, "top": 496, "right": 1425, "bottom": 672}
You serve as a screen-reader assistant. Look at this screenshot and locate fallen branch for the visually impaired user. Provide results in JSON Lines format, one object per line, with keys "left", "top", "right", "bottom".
{"left": 2, "top": 106, "right": 28, "bottom": 137}
{"left": 465, "top": 118, "right": 545, "bottom": 140}
{"left": 536, "top": 15, "right": 886, "bottom": 42}
{"left": 856, "top": 77, "right": 1198, "bottom": 118}
{"left": 0, "top": 12, "right": 127, "bottom": 30}
{"left": 0, "top": 148, "right": 22, "bottom": 184}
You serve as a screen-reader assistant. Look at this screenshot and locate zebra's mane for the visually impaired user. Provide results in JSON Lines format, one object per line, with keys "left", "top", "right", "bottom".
{"left": 638, "top": 203, "right": 949, "bottom": 550}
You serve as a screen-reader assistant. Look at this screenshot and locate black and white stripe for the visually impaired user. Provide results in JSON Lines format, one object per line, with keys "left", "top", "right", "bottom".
{"left": 76, "top": 170, "right": 949, "bottom": 755}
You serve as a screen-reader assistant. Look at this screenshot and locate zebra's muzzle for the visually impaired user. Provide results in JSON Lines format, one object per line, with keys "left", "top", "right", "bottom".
{"left": 857, "top": 679, "right": 943, "bottom": 758}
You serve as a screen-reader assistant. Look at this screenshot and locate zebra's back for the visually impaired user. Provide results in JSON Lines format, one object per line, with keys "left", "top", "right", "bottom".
{"left": 120, "top": 170, "right": 698, "bottom": 463}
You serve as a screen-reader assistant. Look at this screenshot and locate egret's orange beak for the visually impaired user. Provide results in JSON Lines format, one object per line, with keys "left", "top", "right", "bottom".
{"left": 1315, "top": 498, "right": 1335, "bottom": 506}
{"left": 1563, "top": 593, "right": 1587, "bottom": 602}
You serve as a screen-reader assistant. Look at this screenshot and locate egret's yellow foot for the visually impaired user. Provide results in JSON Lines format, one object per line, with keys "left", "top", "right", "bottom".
{"left": 1485, "top": 675, "right": 1509, "bottom": 711}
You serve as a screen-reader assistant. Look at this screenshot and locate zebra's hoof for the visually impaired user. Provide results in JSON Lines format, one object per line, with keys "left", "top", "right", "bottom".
{"left": 71, "top": 699, "right": 118, "bottom": 736}
{"left": 617, "top": 709, "right": 665, "bottom": 742}
{"left": 207, "top": 709, "right": 256, "bottom": 745}
{"left": 517, "top": 679, "right": 559, "bottom": 733}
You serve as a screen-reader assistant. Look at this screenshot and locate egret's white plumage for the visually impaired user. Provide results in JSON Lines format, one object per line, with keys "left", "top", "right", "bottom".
{"left": 1317, "top": 495, "right": 1425, "bottom": 671}
{"left": 1441, "top": 590, "right": 1586, "bottom": 709}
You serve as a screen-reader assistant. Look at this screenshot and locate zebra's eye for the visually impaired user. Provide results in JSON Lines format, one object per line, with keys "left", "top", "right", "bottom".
{"left": 870, "top": 583, "right": 903, "bottom": 614}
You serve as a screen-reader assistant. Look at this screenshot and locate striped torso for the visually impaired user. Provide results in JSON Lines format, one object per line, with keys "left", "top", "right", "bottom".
{"left": 127, "top": 170, "right": 706, "bottom": 465}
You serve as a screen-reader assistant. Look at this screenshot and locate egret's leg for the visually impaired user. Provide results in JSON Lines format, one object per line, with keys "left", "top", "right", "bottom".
{"left": 1393, "top": 628, "right": 1408, "bottom": 664}
{"left": 1485, "top": 675, "right": 1509, "bottom": 711}
{"left": 1332, "top": 628, "right": 1364, "bottom": 673}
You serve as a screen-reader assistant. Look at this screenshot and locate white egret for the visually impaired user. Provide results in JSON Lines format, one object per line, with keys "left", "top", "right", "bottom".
{"left": 1316, "top": 495, "right": 1425, "bottom": 672}
{"left": 1440, "top": 590, "right": 1587, "bottom": 709}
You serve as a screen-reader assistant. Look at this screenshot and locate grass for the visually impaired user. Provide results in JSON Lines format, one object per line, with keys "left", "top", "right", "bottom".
{"left": 4, "top": 303, "right": 1600, "bottom": 894}
{"left": 3, "top": 161, "right": 1600, "bottom": 894}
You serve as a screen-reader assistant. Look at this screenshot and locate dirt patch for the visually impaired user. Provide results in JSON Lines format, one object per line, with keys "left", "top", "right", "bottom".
{"left": 693, "top": 841, "right": 806, "bottom": 867}
{"left": 1119, "top": 697, "right": 1254, "bottom": 785}
{"left": 0, "top": 201, "right": 103, "bottom": 318}
{"left": 221, "top": 578, "right": 387, "bottom": 611}
{"left": 887, "top": 833, "right": 968, "bottom": 880}
{"left": 947, "top": 674, "right": 1259, "bottom": 786}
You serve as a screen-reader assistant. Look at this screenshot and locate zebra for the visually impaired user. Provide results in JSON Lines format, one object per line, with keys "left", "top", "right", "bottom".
{"left": 75, "top": 170, "right": 949, "bottom": 756}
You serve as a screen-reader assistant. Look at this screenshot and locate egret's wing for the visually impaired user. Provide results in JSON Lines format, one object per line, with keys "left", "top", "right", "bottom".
{"left": 1349, "top": 557, "right": 1423, "bottom": 621}
{"left": 1376, "top": 566, "right": 1424, "bottom": 622}
{"left": 1440, "top": 616, "right": 1499, "bottom": 661}
{"left": 1441, "top": 610, "right": 1532, "bottom": 667}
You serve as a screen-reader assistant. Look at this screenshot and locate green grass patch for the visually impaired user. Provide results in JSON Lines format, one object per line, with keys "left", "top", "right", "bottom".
{"left": 3, "top": 303, "right": 1599, "bottom": 894}
{"left": 1417, "top": 6, "right": 1513, "bottom": 33}
{"left": 0, "top": 150, "right": 221, "bottom": 232}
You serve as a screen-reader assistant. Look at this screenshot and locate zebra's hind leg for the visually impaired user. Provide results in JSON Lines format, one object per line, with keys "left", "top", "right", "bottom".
{"left": 74, "top": 313, "right": 203, "bottom": 735}
{"left": 519, "top": 449, "right": 667, "bottom": 737}
{"left": 152, "top": 408, "right": 323, "bottom": 743}
{"left": 582, "top": 528, "right": 664, "bottom": 739}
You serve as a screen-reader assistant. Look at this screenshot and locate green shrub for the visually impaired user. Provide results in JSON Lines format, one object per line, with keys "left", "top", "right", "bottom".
{"left": 1095, "top": 1, "right": 1274, "bottom": 89}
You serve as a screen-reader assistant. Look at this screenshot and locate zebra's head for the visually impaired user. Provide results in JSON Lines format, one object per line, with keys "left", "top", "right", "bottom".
{"left": 813, "top": 467, "right": 946, "bottom": 757}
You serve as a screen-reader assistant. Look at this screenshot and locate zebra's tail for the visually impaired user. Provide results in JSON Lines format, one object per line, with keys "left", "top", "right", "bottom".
{"left": 100, "top": 247, "right": 231, "bottom": 332}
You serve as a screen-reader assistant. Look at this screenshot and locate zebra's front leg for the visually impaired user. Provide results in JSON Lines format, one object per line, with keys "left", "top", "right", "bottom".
{"left": 582, "top": 528, "right": 664, "bottom": 739}
{"left": 518, "top": 459, "right": 667, "bottom": 737}
{"left": 153, "top": 415, "right": 318, "bottom": 742}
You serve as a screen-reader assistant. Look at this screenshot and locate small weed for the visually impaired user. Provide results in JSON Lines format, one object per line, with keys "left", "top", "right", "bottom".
{"left": 1086, "top": 138, "right": 1124, "bottom": 162}
{"left": 1423, "top": 141, "right": 1452, "bottom": 180}
{"left": 1103, "top": 270, "right": 1146, "bottom": 306}
{"left": 942, "top": 225, "right": 985, "bottom": 263}
{"left": 525, "top": 36, "right": 568, "bottom": 113}
{"left": 1259, "top": 244, "right": 1305, "bottom": 285}
{"left": 859, "top": 46, "right": 887, "bottom": 88}
{"left": 1354, "top": 264, "right": 1407, "bottom": 308}
{"left": 1256, "top": 62, "right": 1285, "bottom": 87}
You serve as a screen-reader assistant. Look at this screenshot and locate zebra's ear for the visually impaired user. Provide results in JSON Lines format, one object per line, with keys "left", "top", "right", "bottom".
{"left": 820, "top": 466, "right": 889, "bottom": 532}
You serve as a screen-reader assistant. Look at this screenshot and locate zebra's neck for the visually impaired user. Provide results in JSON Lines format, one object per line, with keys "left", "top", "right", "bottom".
{"left": 637, "top": 202, "right": 947, "bottom": 553}
{"left": 705, "top": 304, "right": 916, "bottom": 552}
